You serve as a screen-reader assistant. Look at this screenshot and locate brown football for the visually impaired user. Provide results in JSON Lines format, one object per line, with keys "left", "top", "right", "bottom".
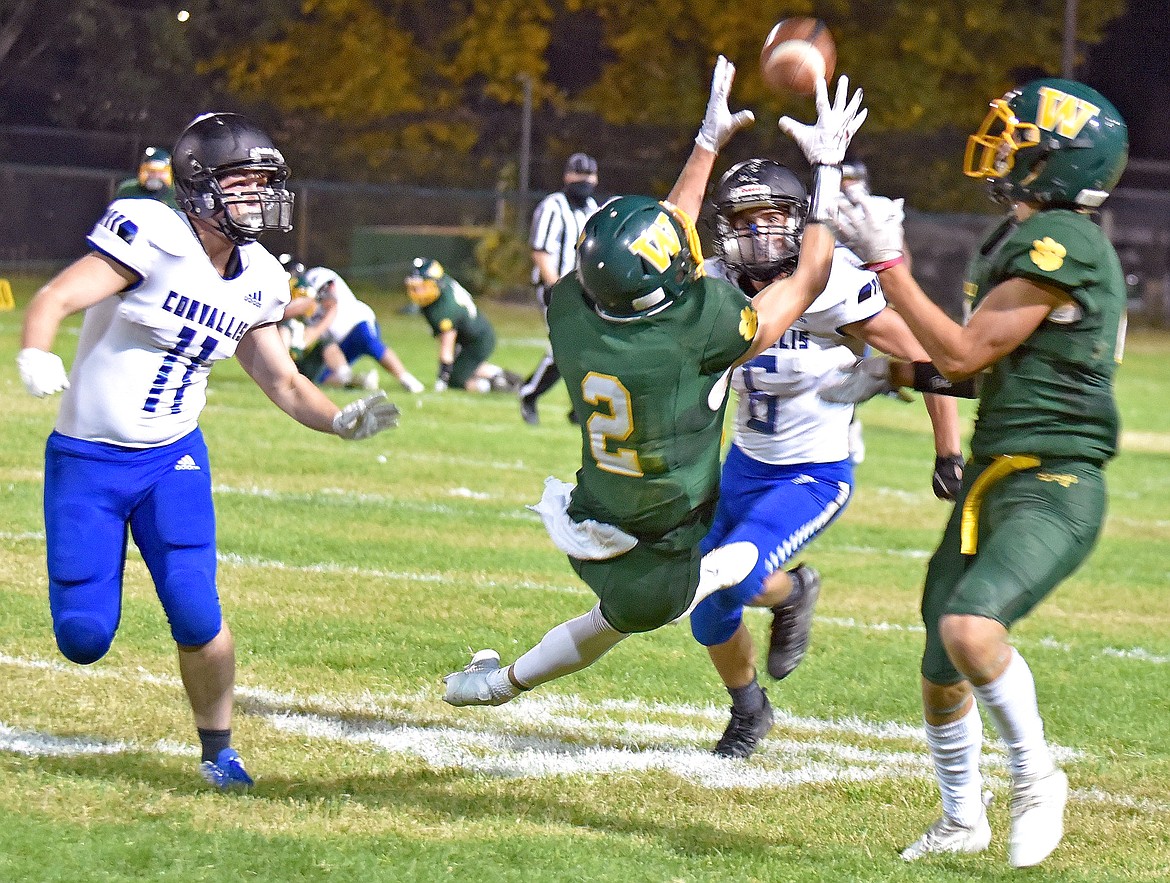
{"left": 760, "top": 18, "right": 837, "bottom": 96}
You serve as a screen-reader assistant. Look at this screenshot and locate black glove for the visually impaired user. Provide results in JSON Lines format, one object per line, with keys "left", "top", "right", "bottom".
{"left": 932, "top": 454, "right": 965, "bottom": 501}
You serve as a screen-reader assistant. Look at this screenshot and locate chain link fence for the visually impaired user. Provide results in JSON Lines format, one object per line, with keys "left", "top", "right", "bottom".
{"left": 3, "top": 125, "right": 1169, "bottom": 326}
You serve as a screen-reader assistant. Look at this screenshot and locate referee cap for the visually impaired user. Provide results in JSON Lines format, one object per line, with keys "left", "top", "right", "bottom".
{"left": 565, "top": 152, "right": 598, "bottom": 176}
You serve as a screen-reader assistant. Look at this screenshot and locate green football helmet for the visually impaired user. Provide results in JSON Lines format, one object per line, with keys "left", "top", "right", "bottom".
{"left": 964, "top": 77, "right": 1128, "bottom": 209}
{"left": 576, "top": 195, "right": 702, "bottom": 322}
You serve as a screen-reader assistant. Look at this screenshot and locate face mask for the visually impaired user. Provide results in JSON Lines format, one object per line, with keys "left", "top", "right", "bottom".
{"left": 565, "top": 180, "right": 596, "bottom": 205}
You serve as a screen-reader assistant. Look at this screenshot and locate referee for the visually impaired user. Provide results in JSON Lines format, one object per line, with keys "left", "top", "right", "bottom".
{"left": 519, "top": 152, "right": 599, "bottom": 425}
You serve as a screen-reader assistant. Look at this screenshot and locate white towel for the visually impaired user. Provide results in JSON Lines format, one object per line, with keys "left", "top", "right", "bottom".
{"left": 528, "top": 477, "right": 639, "bottom": 560}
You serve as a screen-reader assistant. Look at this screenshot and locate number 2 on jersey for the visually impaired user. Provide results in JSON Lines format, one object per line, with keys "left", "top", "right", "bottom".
{"left": 582, "top": 372, "right": 644, "bottom": 477}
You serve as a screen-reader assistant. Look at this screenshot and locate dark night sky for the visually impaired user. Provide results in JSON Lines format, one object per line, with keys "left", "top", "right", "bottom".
{"left": 1081, "top": 0, "right": 1170, "bottom": 160}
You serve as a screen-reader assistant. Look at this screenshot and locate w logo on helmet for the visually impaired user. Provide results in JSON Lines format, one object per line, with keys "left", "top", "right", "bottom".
{"left": 628, "top": 212, "right": 682, "bottom": 272}
{"left": 1035, "top": 86, "right": 1100, "bottom": 139}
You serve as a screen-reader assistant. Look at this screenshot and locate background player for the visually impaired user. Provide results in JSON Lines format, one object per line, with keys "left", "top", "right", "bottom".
{"left": 830, "top": 78, "right": 1129, "bottom": 868}
{"left": 16, "top": 112, "right": 399, "bottom": 790}
{"left": 442, "top": 60, "right": 866, "bottom": 708}
{"left": 113, "top": 145, "right": 178, "bottom": 209}
{"left": 692, "top": 159, "right": 962, "bottom": 759}
{"left": 404, "top": 257, "right": 521, "bottom": 392}
{"left": 304, "top": 264, "right": 426, "bottom": 394}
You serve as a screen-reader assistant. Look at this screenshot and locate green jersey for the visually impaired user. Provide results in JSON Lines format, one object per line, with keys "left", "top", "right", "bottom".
{"left": 113, "top": 179, "right": 179, "bottom": 210}
{"left": 420, "top": 276, "right": 493, "bottom": 343}
{"left": 966, "top": 209, "right": 1126, "bottom": 463}
{"left": 548, "top": 274, "right": 756, "bottom": 547}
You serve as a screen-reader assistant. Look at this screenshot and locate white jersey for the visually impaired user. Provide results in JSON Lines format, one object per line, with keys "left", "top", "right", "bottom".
{"left": 304, "top": 266, "right": 376, "bottom": 341}
{"left": 57, "top": 199, "right": 289, "bottom": 448}
{"left": 706, "top": 247, "right": 885, "bottom": 465}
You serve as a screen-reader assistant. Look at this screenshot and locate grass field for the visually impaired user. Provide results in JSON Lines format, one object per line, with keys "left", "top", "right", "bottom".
{"left": 1, "top": 272, "right": 1168, "bottom": 882}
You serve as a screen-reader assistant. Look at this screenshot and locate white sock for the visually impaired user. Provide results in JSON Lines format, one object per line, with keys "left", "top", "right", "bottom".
{"left": 925, "top": 699, "right": 985, "bottom": 827}
{"left": 973, "top": 647, "right": 1055, "bottom": 781}
{"left": 334, "top": 363, "right": 354, "bottom": 385}
{"left": 511, "top": 606, "right": 626, "bottom": 689}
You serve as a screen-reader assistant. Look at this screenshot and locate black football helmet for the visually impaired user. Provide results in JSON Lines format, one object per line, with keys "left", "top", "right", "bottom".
{"left": 713, "top": 159, "right": 807, "bottom": 281}
{"left": 172, "top": 113, "right": 294, "bottom": 244}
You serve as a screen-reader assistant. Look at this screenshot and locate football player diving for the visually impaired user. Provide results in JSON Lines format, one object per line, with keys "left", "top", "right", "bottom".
{"left": 442, "top": 58, "right": 866, "bottom": 708}
{"left": 18, "top": 112, "right": 399, "bottom": 791}
{"left": 825, "top": 78, "right": 1130, "bottom": 868}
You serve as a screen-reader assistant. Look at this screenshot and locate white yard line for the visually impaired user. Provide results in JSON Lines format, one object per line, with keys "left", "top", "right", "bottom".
{"left": 0, "top": 652, "right": 1083, "bottom": 795}
{"left": 3, "top": 531, "right": 1167, "bottom": 664}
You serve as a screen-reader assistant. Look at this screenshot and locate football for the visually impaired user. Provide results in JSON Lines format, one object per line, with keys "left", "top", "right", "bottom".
{"left": 760, "top": 18, "right": 837, "bottom": 96}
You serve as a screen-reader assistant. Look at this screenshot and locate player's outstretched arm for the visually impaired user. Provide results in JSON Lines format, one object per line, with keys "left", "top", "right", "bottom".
{"left": 667, "top": 55, "right": 755, "bottom": 220}
{"left": 235, "top": 322, "right": 395, "bottom": 438}
{"left": 835, "top": 189, "right": 1065, "bottom": 378}
{"left": 743, "top": 76, "right": 865, "bottom": 362}
{"left": 18, "top": 252, "right": 136, "bottom": 397}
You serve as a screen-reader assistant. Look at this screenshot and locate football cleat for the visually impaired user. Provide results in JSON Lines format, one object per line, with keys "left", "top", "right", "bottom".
{"left": 1008, "top": 768, "right": 1068, "bottom": 868}
{"left": 199, "top": 747, "right": 254, "bottom": 791}
{"left": 443, "top": 649, "right": 517, "bottom": 707}
{"left": 520, "top": 394, "right": 539, "bottom": 425}
{"left": 901, "top": 791, "right": 993, "bottom": 861}
{"left": 767, "top": 564, "right": 821, "bottom": 679}
{"left": 712, "top": 690, "right": 774, "bottom": 759}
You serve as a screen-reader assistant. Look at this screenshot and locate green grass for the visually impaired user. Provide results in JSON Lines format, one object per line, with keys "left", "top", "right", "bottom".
{"left": 1, "top": 272, "right": 1169, "bottom": 882}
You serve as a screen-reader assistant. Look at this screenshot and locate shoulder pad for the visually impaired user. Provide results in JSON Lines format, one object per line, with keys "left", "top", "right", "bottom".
{"left": 107, "top": 198, "right": 197, "bottom": 257}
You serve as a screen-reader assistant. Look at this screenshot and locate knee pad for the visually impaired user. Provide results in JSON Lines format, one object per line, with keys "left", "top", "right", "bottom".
{"left": 163, "top": 567, "right": 222, "bottom": 647}
{"left": 689, "top": 593, "right": 744, "bottom": 646}
{"left": 54, "top": 614, "right": 114, "bottom": 665}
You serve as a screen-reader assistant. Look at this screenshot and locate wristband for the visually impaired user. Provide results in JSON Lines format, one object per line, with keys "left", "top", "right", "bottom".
{"left": 807, "top": 164, "right": 842, "bottom": 224}
{"left": 911, "top": 362, "right": 978, "bottom": 398}
{"left": 865, "top": 256, "right": 905, "bottom": 273}
{"left": 438, "top": 361, "right": 453, "bottom": 384}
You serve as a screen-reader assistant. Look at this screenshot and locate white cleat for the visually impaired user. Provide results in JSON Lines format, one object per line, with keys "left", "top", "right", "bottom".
{"left": 443, "top": 649, "right": 514, "bottom": 707}
{"left": 1009, "top": 768, "right": 1068, "bottom": 868}
{"left": 901, "top": 791, "right": 993, "bottom": 861}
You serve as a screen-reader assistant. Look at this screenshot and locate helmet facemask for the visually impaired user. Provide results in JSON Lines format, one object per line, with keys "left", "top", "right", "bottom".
{"left": 715, "top": 204, "right": 805, "bottom": 282}
{"left": 712, "top": 160, "right": 808, "bottom": 282}
{"left": 193, "top": 166, "right": 293, "bottom": 244}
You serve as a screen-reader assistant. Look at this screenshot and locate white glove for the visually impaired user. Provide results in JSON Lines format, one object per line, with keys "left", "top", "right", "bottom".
{"left": 834, "top": 190, "right": 906, "bottom": 266}
{"left": 818, "top": 356, "right": 893, "bottom": 404}
{"left": 332, "top": 391, "right": 400, "bottom": 440}
{"left": 17, "top": 348, "right": 70, "bottom": 398}
{"left": 399, "top": 371, "right": 425, "bottom": 394}
{"left": 695, "top": 55, "right": 755, "bottom": 154}
{"left": 779, "top": 75, "right": 867, "bottom": 167}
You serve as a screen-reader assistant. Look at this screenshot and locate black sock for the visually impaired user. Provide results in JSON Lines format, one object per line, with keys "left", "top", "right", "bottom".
{"left": 728, "top": 678, "right": 765, "bottom": 715}
{"left": 198, "top": 728, "right": 232, "bottom": 763}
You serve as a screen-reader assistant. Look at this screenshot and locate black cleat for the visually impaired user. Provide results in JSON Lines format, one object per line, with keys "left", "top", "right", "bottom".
{"left": 566, "top": 408, "right": 580, "bottom": 426}
{"left": 767, "top": 563, "right": 821, "bottom": 680}
{"left": 520, "top": 394, "right": 539, "bottom": 425}
{"left": 713, "top": 690, "right": 774, "bottom": 759}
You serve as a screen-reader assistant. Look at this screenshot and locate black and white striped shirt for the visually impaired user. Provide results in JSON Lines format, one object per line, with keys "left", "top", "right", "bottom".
{"left": 530, "top": 191, "right": 599, "bottom": 285}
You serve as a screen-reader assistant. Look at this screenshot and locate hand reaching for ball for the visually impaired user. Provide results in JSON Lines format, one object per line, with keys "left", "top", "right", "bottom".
{"left": 779, "top": 75, "right": 867, "bottom": 167}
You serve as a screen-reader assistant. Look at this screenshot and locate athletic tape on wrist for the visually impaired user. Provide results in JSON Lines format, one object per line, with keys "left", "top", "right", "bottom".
{"left": 808, "top": 164, "right": 842, "bottom": 224}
